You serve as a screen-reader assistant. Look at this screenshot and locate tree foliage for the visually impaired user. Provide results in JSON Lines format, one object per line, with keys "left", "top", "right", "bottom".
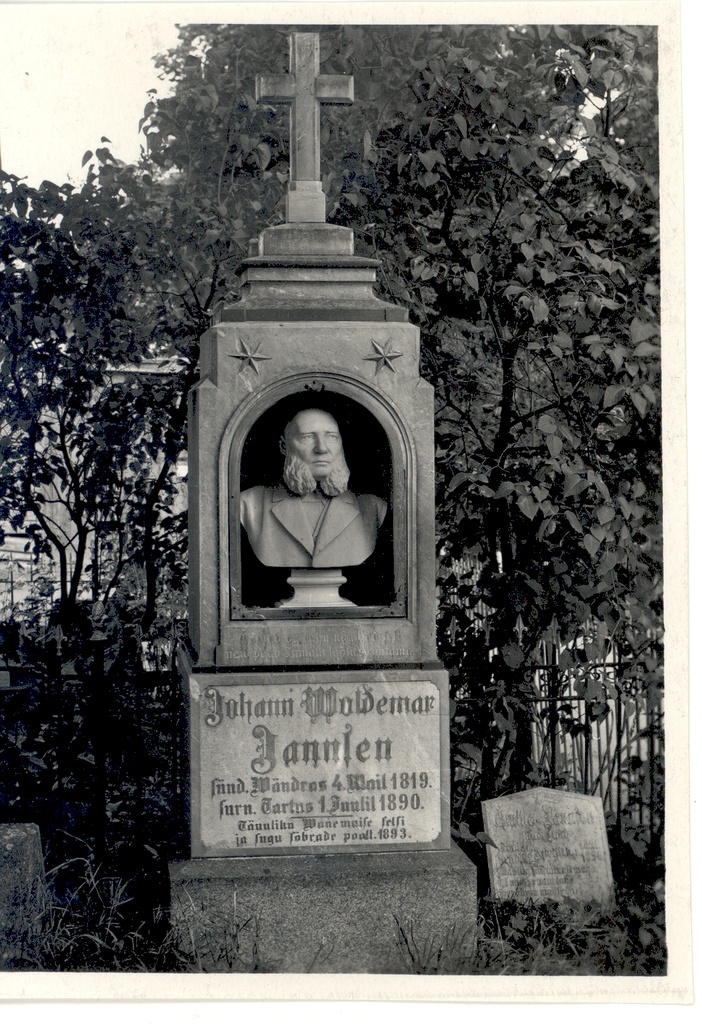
{"left": 0, "top": 174, "right": 194, "bottom": 633}
{"left": 128, "top": 22, "right": 661, "bottom": 782}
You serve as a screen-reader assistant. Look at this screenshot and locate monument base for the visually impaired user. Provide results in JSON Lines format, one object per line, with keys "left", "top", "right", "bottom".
{"left": 169, "top": 843, "right": 477, "bottom": 974}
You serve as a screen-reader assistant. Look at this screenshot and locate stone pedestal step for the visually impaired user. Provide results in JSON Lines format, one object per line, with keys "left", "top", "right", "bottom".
{"left": 169, "top": 843, "right": 477, "bottom": 973}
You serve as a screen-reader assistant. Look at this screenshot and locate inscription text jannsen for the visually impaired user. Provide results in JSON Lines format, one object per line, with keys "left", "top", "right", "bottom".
{"left": 197, "top": 679, "right": 442, "bottom": 853}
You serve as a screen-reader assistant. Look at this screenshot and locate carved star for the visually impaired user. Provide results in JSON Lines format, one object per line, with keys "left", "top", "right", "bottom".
{"left": 229, "top": 339, "right": 272, "bottom": 375}
{"left": 364, "top": 338, "right": 403, "bottom": 375}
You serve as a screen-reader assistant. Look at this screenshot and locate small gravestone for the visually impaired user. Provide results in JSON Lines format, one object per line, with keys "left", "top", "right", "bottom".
{"left": 481, "top": 788, "right": 614, "bottom": 907}
{"left": 0, "top": 823, "right": 46, "bottom": 967}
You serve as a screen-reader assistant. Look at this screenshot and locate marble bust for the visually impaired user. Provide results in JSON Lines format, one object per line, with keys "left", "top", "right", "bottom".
{"left": 240, "top": 408, "right": 387, "bottom": 568}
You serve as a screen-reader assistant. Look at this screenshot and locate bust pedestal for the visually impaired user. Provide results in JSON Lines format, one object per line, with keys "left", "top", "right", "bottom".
{"left": 278, "top": 568, "right": 354, "bottom": 608}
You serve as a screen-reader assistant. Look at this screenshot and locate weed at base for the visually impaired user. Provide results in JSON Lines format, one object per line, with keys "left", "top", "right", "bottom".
{"left": 170, "top": 894, "right": 279, "bottom": 974}
{"left": 472, "top": 895, "right": 666, "bottom": 977}
{"left": 0, "top": 851, "right": 187, "bottom": 972}
{"left": 393, "top": 914, "right": 475, "bottom": 974}
{"left": 3, "top": 858, "right": 666, "bottom": 975}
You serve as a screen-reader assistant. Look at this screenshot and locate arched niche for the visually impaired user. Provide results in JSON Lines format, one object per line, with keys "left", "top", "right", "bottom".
{"left": 220, "top": 373, "right": 415, "bottom": 619}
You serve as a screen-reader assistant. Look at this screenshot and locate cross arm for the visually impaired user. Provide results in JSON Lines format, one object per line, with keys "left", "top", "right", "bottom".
{"left": 253, "top": 32, "right": 355, "bottom": 223}
{"left": 315, "top": 76, "right": 354, "bottom": 104}
{"left": 256, "top": 74, "right": 295, "bottom": 104}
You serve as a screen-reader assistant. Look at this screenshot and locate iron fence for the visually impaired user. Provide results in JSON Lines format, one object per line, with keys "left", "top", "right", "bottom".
{"left": 452, "top": 657, "right": 662, "bottom": 851}
{"left": 446, "top": 557, "right": 662, "bottom": 846}
{"left": 528, "top": 654, "right": 662, "bottom": 842}
{"left": 0, "top": 650, "right": 188, "bottom": 865}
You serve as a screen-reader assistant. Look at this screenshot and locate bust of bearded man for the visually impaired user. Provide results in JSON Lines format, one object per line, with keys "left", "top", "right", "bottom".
{"left": 240, "top": 408, "right": 387, "bottom": 568}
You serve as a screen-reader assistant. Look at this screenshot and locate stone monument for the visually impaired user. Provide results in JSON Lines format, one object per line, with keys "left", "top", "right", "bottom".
{"left": 482, "top": 788, "right": 615, "bottom": 908}
{"left": 171, "top": 32, "right": 476, "bottom": 973}
{"left": 0, "top": 823, "right": 46, "bottom": 968}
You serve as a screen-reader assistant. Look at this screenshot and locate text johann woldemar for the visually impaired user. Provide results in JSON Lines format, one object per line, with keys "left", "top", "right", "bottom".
{"left": 202, "top": 683, "right": 436, "bottom": 774}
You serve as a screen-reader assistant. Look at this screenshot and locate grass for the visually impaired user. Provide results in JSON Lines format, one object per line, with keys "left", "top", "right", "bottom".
{"left": 471, "top": 893, "right": 665, "bottom": 976}
{"left": 392, "top": 882, "right": 665, "bottom": 976}
{"left": 2, "top": 857, "right": 666, "bottom": 975}
{"left": 393, "top": 914, "right": 476, "bottom": 974}
{"left": 2, "top": 857, "right": 183, "bottom": 972}
{"left": 1, "top": 853, "right": 286, "bottom": 972}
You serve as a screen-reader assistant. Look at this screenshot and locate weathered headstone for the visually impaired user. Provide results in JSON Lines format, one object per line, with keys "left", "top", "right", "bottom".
{"left": 0, "top": 823, "right": 46, "bottom": 967}
{"left": 481, "top": 788, "right": 615, "bottom": 907}
{"left": 171, "top": 31, "right": 476, "bottom": 972}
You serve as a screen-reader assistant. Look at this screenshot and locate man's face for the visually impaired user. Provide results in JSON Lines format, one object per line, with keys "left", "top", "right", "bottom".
{"left": 285, "top": 410, "right": 344, "bottom": 482}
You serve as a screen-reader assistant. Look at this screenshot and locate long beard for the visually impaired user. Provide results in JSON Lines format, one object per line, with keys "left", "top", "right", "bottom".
{"left": 283, "top": 453, "right": 350, "bottom": 497}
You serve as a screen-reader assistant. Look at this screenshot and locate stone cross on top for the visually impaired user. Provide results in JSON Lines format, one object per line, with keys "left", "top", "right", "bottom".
{"left": 256, "top": 33, "right": 354, "bottom": 224}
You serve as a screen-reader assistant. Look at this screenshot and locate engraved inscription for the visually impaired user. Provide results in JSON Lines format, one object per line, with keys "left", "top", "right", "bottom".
{"left": 198, "top": 677, "right": 442, "bottom": 854}
{"left": 482, "top": 789, "right": 614, "bottom": 907}
{"left": 224, "top": 628, "right": 412, "bottom": 663}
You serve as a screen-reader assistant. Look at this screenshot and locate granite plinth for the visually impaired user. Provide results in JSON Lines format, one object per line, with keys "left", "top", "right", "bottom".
{"left": 256, "top": 222, "right": 355, "bottom": 256}
{"left": 227, "top": 263, "right": 405, "bottom": 321}
{"left": 213, "top": 220, "right": 405, "bottom": 321}
{"left": 215, "top": 303, "right": 407, "bottom": 323}
{"left": 0, "top": 823, "right": 46, "bottom": 967}
{"left": 169, "top": 844, "right": 477, "bottom": 973}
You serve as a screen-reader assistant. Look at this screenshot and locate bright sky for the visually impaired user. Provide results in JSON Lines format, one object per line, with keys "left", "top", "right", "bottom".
{"left": 0, "top": 0, "right": 339, "bottom": 187}
{"left": 1, "top": 0, "right": 696, "bottom": 188}
{"left": 0, "top": 2, "right": 181, "bottom": 185}
{"left": 0, "top": 0, "right": 341, "bottom": 188}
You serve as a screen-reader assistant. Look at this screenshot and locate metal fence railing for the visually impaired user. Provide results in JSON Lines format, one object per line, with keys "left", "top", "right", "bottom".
{"left": 445, "top": 557, "right": 662, "bottom": 846}
{"left": 528, "top": 663, "right": 662, "bottom": 840}
{"left": 0, "top": 654, "right": 188, "bottom": 862}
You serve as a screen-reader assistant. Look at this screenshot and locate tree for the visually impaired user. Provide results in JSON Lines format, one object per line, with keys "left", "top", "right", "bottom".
{"left": 130, "top": 23, "right": 661, "bottom": 790}
{"left": 325, "top": 24, "right": 661, "bottom": 792}
{"left": 0, "top": 172, "right": 193, "bottom": 636}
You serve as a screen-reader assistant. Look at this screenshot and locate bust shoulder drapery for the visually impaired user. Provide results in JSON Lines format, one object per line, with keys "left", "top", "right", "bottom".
{"left": 240, "top": 484, "right": 387, "bottom": 568}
